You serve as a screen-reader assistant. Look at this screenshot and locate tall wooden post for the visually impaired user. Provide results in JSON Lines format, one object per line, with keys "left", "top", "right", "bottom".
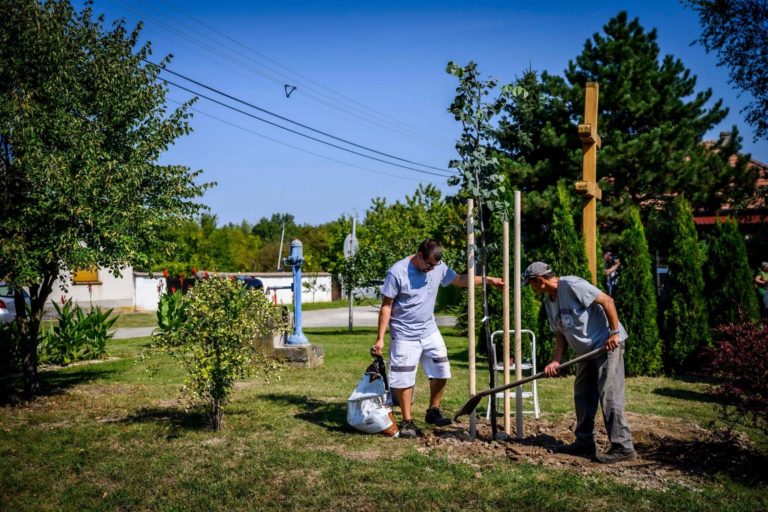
{"left": 502, "top": 221, "right": 510, "bottom": 435}
{"left": 467, "top": 199, "right": 477, "bottom": 438}
{"left": 513, "top": 191, "right": 523, "bottom": 439}
{"left": 576, "top": 82, "right": 602, "bottom": 284}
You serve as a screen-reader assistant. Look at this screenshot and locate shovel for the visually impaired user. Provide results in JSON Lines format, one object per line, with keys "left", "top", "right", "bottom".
{"left": 453, "top": 346, "right": 607, "bottom": 421}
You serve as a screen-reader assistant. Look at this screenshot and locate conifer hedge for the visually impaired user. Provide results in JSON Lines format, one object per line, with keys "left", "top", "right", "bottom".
{"left": 615, "top": 208, "right": 662, "bottom": 375}
{"left": 704, "top": 218, "right": 760, "bottom": 325}
{"left": 537, "top": 181, "right": 590, "bottom": 364}
{"left": 663, "top": 196, "right": 710, "bottom": 372}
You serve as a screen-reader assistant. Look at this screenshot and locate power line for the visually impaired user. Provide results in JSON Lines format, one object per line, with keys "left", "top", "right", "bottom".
{"left": 152, "top": 0, "right": 455, "bottom": 146}
{"left": 104, "top": 0, "right": 454, "bottom": 150}
{"left": 147, "top": 61, "right": 453, "bottom": 175}
{"left": 161, "top": 77, "right": 451, "bottom": 178}
{"left": 166, "top": 98, "right": 433, "bottom": 184}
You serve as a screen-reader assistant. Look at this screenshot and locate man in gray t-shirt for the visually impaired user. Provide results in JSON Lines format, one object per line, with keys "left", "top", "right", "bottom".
{"left": 372, "top": 239, "right": 503, "bottom": 438}
{"left": 522, "top": 261, "right": 636, "bottom": 464}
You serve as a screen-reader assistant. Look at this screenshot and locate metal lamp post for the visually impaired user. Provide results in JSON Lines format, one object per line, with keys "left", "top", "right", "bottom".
{"left": 286, "top": 239, "right": 309, "bottom": 345}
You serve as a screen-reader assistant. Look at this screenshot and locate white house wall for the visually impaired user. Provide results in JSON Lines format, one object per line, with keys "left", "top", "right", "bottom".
{"left": 132, "top": 272, "right": 333, "bottom": 311}
{"left": 48, "top": 267, "right": 135, "bottom": 310}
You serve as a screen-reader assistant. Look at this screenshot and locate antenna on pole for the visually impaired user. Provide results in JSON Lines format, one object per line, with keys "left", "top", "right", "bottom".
{"left": 276, "top": 219, "right": 286, "bottom": 271}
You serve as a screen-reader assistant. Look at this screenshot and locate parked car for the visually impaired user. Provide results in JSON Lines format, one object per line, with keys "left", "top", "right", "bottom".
{"left": 0, "top": 282, "right": 31, "bottom": 323}
{"left": 237, "top": 276, "right": 264, "bottom": 290}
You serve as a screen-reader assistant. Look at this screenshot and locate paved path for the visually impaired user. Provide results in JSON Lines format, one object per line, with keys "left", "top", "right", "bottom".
{"left": 112, "top": 306, "right": 455, "bottom": 338}
{"left": 113, "top": 326, "right": 155, "bottom": 339}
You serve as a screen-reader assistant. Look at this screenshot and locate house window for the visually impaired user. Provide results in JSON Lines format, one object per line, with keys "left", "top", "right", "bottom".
{"left": 73, "top": 267, "right": 100, "bottom": 285}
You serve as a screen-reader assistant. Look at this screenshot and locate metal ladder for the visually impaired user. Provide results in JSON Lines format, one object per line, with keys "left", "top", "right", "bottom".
{"left": 485, "top": 329, "right": 540, "bottom": 420}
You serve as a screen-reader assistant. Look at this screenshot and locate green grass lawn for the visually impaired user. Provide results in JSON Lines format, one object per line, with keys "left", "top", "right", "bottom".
{"left": 1, "top": 328, "right": 766, "bottom": 511}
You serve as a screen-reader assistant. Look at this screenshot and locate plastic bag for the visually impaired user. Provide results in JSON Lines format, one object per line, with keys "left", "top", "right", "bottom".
{"left": 347, "top": 355, "right": 399, "bottom": 437}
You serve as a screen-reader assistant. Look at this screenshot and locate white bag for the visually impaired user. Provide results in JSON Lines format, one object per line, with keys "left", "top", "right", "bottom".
{"left": 347, "top": 355, "right": 399, "bottom": 437}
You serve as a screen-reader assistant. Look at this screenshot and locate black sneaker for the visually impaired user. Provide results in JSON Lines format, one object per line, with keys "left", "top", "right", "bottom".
{"left": 597, "top": 446, "right": 637, "bottom": 464}
{"left": 424, "top": 407, "right": 452, "bottom": 427}
{"left": 556, "top": 439, "right": 597, "bottom": 458}
{"left": 397, "top": 420, "right": 420, "bottom": 438}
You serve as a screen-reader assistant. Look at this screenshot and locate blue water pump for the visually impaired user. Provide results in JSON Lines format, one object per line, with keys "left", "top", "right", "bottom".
{"left": 285, "top": 239, "right": 310, "bottom": 345}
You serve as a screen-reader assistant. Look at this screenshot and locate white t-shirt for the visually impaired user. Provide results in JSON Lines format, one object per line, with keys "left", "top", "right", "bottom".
{"left": 381, "top": 256, "right": 457, "bottom": 340}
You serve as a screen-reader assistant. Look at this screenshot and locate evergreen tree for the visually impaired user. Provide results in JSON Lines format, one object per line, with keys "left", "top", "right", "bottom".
{"left": 537, "top": 181, "right": 590, "bottom": 364}
{"left": 663, "top": 196, "right": 710, "bottom": 372}
{"left": 497, "top": 12, "right": 754, "bottom": 246}
{"left": 704, "top": 218, "right": 760, "bottom": 325}
{"left": 547, "top": 181, "right": 591, "bottom": 279}
{"left": 615, "top": 208, "right": 662, "bottom": 376}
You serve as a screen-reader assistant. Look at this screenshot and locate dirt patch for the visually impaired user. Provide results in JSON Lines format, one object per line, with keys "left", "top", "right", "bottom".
{"left": 419, "top": 412, "right": 766, "bottom": 491}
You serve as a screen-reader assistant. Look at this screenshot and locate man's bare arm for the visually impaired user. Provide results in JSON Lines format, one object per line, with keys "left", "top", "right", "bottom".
{"left": 372, "top": 296, "right": 394, "bottom": 355}
{"left": 452, "top": 274, "right": 504, "bottom": 289}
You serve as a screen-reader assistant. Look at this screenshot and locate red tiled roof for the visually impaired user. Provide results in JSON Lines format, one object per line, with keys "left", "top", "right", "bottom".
{"left": 694, "top": 215, "right": 767, "bottom": 225}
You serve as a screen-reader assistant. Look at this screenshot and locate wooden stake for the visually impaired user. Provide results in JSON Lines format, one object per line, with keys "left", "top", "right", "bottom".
{"left": 502, "top": 220, "right": 510, "bottom": 435}
{"left": 467, "top": 199, "right": 476, "bottom": 436}
{"left": 514, "top": 191, "right": 523, "bottom": 439}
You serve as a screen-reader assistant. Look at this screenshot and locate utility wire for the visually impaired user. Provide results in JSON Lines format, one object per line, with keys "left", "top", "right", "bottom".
{"left": 166, "top": 98, "right": 431, "bottom": 184}
{"left": 105, "top": 0, "right": 453, "bottom": 150}
{"left": 161, "top": 77, "right": 451, "bottom": 178}
{"left": 148, "top": 61, "right": 452, "bottom": 175}
{"left": 153, "top": 0, "right": 455, "bottom": 146}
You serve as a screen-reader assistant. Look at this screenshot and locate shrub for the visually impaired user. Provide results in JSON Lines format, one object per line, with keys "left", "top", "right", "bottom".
{"left": 154, "top": 276, "right": 288, "bottom": 430}
{"left": 155, "top": 289, "right": 186, "bottom": 338}
{"left": 663, "top": 196, "right": 710, "bottom": 372}
{"left": 615, "top": 207, "right": 662, "bottom": 376}
{"left": 704, "top": 218, "right": 760, "bottom": 325}
{"left": 0, "top": 320, "right": 22, "bottom": 375}
{"left": 709, "top": 321, "right": 768, "bottom": 436}
{"left": 40, "top": 299, "right": 117, "bottom": 365}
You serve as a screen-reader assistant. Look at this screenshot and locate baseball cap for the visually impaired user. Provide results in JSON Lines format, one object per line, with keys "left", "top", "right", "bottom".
{"left": 521, "top": 262, "right": 553, "bottom": 286}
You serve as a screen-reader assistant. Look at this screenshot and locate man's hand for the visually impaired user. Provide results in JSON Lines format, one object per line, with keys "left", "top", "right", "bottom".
{"left": 605, "top": 333, "right": 620, "bottom": 351}
{"left": 544, "top": 361, "right": 560, "bottom": 377}
{"left": 371, "top": 338, "right": 384, "bottom": 356}
{"left": 486, "top": 276, "right": 504, "bottom": 289}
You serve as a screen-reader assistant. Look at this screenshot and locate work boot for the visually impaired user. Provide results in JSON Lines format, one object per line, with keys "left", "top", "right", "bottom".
{"left": 597, "top": 446, "right": 637, "bottom": 464}
{"left": 397, "top": 420, "right": 420, "bottom": 438}
{"left": 556, "top": 439, "right": 597, "bottom": 458}
{"left": 424, "top": 407, "right": 452, "bottom": 427}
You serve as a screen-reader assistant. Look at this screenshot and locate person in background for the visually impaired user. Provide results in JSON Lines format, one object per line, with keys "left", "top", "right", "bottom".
{"left": 603, "top": 251, "right": 621, "bottom": 297}
{"left": 754, "top": 261, "right": 768, "bottom": 318}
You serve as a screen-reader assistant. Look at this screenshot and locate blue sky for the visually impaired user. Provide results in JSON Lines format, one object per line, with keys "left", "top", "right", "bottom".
{"left": 89, "top": 0, "right": 767, "bottom": 226}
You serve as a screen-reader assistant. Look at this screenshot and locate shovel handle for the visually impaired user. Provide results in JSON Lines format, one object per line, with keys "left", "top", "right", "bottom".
{"left": 454, "top": 346, "right": 607, "bottom": 420}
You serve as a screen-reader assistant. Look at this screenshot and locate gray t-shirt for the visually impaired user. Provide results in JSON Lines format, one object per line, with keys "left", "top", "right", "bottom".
{"left": 543, "top": 276, "right": 627, "bottom": 356}
{"left": 381, "top": 256, "right": 457, "bottom": 340}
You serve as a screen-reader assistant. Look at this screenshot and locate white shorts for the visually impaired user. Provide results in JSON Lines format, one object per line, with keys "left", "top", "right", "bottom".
{"left": 389, "top": 330, "right": 451, "bottom": 389}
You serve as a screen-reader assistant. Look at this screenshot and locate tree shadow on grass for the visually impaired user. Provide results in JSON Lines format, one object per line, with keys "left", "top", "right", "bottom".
{"left": 262, "top": 393, "right": 352, "bottom": 433}
{"left": 638, "top": 434, "right": 768, "bottom": 486}
{"left": 652, "top": 387, "right": 717, "bottom": 403}
{"left": 120, "top": 406, "right": 212, "bottom": 438}
{"left": 0, "top": 367, "right": 115, "bottom": 406}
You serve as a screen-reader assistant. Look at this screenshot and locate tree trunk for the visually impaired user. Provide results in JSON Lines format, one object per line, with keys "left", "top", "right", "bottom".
{"left": 211, "top": 399, "right": 222, "bottom": 431}
{"left": 19, "top": 272, "right": 55, "bottom": 397}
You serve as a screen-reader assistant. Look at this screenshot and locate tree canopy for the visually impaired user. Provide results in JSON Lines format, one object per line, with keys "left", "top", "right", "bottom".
{"left": 498, "top": 11, "right": 752, "bottom": 246}
{"left": 0, "top": 0, "right": 210, "bottom": 393}
{"left": 685, "top": 0, "right": 768, "bottom": 141}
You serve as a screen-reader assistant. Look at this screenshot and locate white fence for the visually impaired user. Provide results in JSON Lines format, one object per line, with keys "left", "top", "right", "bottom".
{"left": 46, "top": 270, "right": 333, "bottom": 312}
{"left": 134, "top": 272, "right": 333, "bottom": 311}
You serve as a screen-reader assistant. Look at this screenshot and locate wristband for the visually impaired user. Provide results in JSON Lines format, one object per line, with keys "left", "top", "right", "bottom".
{"left": 609, "top": 329, "right": 620, "bottom": 336}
